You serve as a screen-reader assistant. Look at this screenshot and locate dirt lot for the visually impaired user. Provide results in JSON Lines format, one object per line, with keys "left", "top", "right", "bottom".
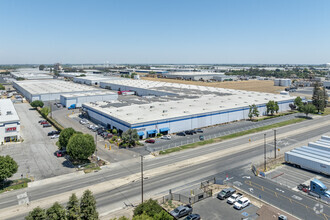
{"left": 142, "top": 77, "right": 283, "bottom": 94}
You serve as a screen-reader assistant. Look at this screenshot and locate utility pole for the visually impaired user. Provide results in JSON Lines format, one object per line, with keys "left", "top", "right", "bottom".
{"left": 95, "top": 132, "right": 97, "bottom": 157}
{"left": 264, "top": 133, "right": 266, "bottom": 172}
{"left": 274, "top": 129, "right": 277, "bottom": 159}
{"left": 141, "top": 155, "right": 144, "bottom": 204}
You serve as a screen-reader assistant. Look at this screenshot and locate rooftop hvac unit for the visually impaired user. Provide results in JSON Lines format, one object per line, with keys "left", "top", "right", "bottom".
{"left": 163, "top": 110, "right": 168, "bottom": 113}
{"left": 150, "top": 106, "right": 155, "bottom": 108}
{"left": 6, "top": 111, "right": 12, "bottom": 115}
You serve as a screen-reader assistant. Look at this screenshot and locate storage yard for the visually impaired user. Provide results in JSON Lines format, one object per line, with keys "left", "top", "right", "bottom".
{"left": 84, "top": 79, "right": 295, "bottom": 138}
{"left": 141, "top": 77, "right": 283, "bottom": 93}
{"left": 13, "top": 79, "right": 103, "bottom": 101}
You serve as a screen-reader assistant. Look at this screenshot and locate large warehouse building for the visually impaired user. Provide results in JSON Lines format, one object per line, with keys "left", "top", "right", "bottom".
{"left": 13, "top": 80, "right": 103, "bottom": 102}
{"left": 73, "top": 76, "right": 123, "bottom": 86}
{"left": 84, "top": 79, "right": 295, "bottom": 138}
{"left": 60, "top": 91, "right": 118, "bottom": 107}
{"left": 11, "top": 68, "right": 53, "bottom": 80}
{"left": 0, "top": 99, "right": 20, "bottom": 144}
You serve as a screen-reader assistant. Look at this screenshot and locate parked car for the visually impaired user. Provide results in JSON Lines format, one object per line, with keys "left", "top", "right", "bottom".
{"left": 185, "top": 130, "right": 195, "bottom": 135}
{"left": 56, "top": 150, "right": 66, "bottom": 157}
{"left": 51, "top": 134, "right": 60, "bottom": 139}
{"left": 48, "top": 131, "right": 60, "bottom": 136}
{"left": 161, "top": 135, "right": 171, "bottom": 140}
{"left": 40, "top": 121, "right": 48, "bottom": 125}
{"left": 199, "top": 135, "right": 204, "bottom": 141}
{"left": 217, "top": 188, "right": 236, "bottom": 200}
{"left": 227, "top": 193, "right": 243, "bottom": 205}
{"left": 184, "top": 214, "right": 200, "bottom": 220}
{"left": 177, "top": 132, "right": 186, "bottom": 136}
{"left": 97, "top": 128, "right": 106, "bottom": 135}
{"left": 233, "top": 197, "right": 250, "bottom": 210}
{"left": 88, "top": 124, "right": 95, "bottom": 129}
{"left": 170, "top": 205, "right": 193, "bottom": 219}
{"left": 43, "top": 123, "right": 51, "bottom": 128}
{"left": 195, "top": 129, "right": 203, "bottom": 133}
{"left": 145, "top": 139, "right": 155, "bottom": 143}
{"left": 39, "top": 120, "right": 47, "bottom": 123}
{"left": 80, "top": 119, "right": 89, "bottom": 125}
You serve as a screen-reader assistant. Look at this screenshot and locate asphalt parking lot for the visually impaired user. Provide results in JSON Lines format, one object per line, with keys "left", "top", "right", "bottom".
{"left": 191, "top": 196, "right": 259, "bottom": 220}
{"left": 266, "top": 164, "right": 330, "bottom": 191}
{"left": 0, "top": 103, "right": 74, "bottom": 180}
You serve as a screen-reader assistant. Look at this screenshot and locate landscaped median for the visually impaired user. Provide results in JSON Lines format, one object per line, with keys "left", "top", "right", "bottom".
{"left": 0, "top": 178, "right": 31, "bottom": 194}
{"left": 159, "top": 118, "right": 306, "bottom": 155}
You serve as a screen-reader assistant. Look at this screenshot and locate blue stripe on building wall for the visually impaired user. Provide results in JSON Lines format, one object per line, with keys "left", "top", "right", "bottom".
{"left": 84, "top": 99, "right": 294, "bottom": 130}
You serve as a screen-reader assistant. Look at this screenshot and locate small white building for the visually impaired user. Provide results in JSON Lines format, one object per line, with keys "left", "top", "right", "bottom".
{"left": 0, "top": 99, "right": 20, "bottom": 144}
{"left": 60, "top": 91, "right": 118, "bottom": 107}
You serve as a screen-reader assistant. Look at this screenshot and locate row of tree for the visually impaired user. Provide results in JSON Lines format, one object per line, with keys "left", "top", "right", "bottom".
{"left": 26, "top": 190, "right": 98, "bottom": 220}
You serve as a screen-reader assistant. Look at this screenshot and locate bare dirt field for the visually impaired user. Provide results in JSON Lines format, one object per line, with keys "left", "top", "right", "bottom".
{"left": 142, "top": 77, "right": 283, "bottom": 94}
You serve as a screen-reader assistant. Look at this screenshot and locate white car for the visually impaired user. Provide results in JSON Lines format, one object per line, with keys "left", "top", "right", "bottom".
{"left": 51, "top": 134, "right": 60, "bottom": 139}
{"left": 227, "top": 193, "right": 243, "bottom": 205}
{"left": 161, "top": 135, "right": 171, "bottom": 140}
{"left": 233, "top": 197, "right": 250, "bottom": 210}
{"left": 80, "top": 119, "right": 89, "bottom": 125}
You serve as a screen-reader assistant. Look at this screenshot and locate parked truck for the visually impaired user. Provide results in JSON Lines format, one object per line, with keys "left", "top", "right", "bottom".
{"left": 285, "top": 151, "right": 330, "bottom": 175}
{"left": 68, "top": 104, "right": 76, "bottom": 110}
{"left": 298, "top": 179, "right": 330, "bottom": 202}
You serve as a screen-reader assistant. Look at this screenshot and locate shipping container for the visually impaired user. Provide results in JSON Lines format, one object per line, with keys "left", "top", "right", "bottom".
{"left": 300, "top": 146, "right": 330, "bottom": 157}
{"left": 285, "top": 151, "right": 330, "bottom": 175}
{"left": 291, "top": 149, "right": 330, "bottom": 162}
{"left": 308, "top": 142, "right": 330, "bottom": 152}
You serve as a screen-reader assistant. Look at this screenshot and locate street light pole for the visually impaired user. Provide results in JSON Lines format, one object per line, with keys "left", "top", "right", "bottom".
{"left": 141, "top": 155, "right": 144, "bottom": 204}
{"left": 264, "top": 133, "right": 266, "bottom": 172}
{"left": 274, "top": 129, "right": 277, "bottom": 159}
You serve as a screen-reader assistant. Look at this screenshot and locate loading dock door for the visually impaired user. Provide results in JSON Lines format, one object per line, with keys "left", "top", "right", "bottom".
{"left": 159, "top": 127, "right": 170, "bottom": 135}
{"left": 147, "top": 129, "right": 157, "bottom": 138}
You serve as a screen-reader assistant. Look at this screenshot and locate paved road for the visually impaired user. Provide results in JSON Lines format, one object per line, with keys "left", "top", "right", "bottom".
{"left": 0, "top": 103, "right": 74, "bottom": 180}
{"left": 135, "top": 112, "right": 305, "bottom": 155}
{"left": 0, "top": 115, "right": 329, "bottom": 219}
{"left": 224, "top": 173, "right": 330, "bottom": 220}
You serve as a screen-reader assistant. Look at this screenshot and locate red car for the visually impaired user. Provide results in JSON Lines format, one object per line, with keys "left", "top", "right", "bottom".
{"left": 145, "top": 139, "right": 155, "bottom": 143}
{"left": 40, "top": 121, "right": 48, "bottom": 125}
{"left": 56, "top": 150, "right": 66, "bottom": 157}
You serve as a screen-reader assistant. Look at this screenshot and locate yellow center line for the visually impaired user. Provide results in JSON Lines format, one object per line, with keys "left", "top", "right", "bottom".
{"left": 243, "top": 180, "right": 330, "bottom": 219}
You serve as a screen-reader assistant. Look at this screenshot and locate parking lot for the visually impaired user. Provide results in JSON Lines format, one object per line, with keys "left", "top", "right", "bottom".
{"left": 266, "top": 164, "right": 330, "bottom": 191}
{"left": 0, "top": 103, "right": 74, "bottom": 180}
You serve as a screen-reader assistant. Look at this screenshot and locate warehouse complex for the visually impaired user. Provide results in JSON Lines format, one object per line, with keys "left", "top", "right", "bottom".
{"left": 60, "top": 91, "right": 118, "bottom": 107}
{"left": 84, "top": 79, "right": 295, "bottom": 138}
{"left": 13, "top": 80, "right": 103, "bottom": 101}
{"left": 11, "top": 68, "right": 53, "bottom": 80}
{"left": 0, "top": 99, "right": 20, "bottom": 144}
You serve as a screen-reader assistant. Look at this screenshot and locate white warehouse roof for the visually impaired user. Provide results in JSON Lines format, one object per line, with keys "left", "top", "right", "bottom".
{"left": 0, "top": 99, "right": 20, "bottom": 123}
{"left": 61, "top": 91, "right": 117, "bottom": 98}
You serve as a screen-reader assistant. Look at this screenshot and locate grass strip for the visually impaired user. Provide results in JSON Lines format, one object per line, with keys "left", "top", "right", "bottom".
{"left": 159, "top": 118, "right": 306, "bottom": 155}
{"left": 0, "top": 178, "right": 31, "bottom": 194}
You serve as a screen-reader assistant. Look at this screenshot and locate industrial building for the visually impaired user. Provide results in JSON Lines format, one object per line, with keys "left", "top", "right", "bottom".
{"left": 11, "top": 68, "right": 53, "bottom": 80}
{"left": 60, "top": 91, "right": 118, "bottom": 107}
{"left": 274, "top": 79, "right": 292, "bottom": 87}
{"left": 84, "top": 79, "right": 295, "bottom": 138}
{"left": 73, "top": 76, "right": 122, "bottom": 86}
{"left": 162, "top": 72, "right": 238, "bottom": 81}
{"left": 0, "top": 99, "right": 20, "bottom": 144}
{"left": 13, "top": 80, "right": 102, "bottom": 102}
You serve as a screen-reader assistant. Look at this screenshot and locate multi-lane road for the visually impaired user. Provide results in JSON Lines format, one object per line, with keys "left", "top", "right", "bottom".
{"left": 1, "top": 115, "right": 330, "bottom": 219}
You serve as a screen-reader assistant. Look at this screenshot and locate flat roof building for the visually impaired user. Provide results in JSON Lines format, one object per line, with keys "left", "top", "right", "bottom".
{"left": 73, "top": 75, "right": 123, "bottom": 86}
{"left": 13, "top": 80, "right": 103, "bottom": 102}
{"left": 85, "top": 79, "right": 295, "bottom": 138}
{"left": 0, "top": 99, "right": 20, "bottom": 144}
{"left": 60, "top": 91, "right": 118, "bottom": 107}
{"left": 11, "top": 68, "right": 53, "bottom": 80}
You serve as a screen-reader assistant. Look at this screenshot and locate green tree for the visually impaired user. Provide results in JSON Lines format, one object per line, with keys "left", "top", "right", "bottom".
{"left": 154, "top": 210, "right": 174, "bottom": 220}
{"left": 122, "top": 129, "right": 139, "bottom": 147}
{"left": 274, "top": 101, "right": 279, "bottom": 114}
{"left": 25, "top": 207, "right": 47, "bottom": 220}
{"left": 252, "top": 104, "right": 259, "bottom": 117}
{"left": 294, "top": 96, "right": 303, "bottom": 111}
{"left": 0, "top": 84, "right": 5, "bottom": 90}
{"left": 30, "top": 100, "right": 44, "bottom": 108}
{"left": 248, "top": 105, "right": 254, "bottom": 120}
{"left": 40, "top": 107, "right": 50, "bottom": 118}
{"left": 46, "top": 202, "right": 67, "bottom": 220}
{"left": 0, "top": 155, "right": 18, "bottom": 182}
{"left": 132, "top": 213, "right": 153, "bottom": 220}
{"left": 80, "top": 190, "right": 98, "bottom": 220}
{"left": 59, "top": 128, "right": 76, "bottom": 150}
{"left": 67, "top": 193, "right": 81, "bottom": 220}
{"left": 312, "top": 83, "right": 327, "bottom": 113}
{"left": 302, "top": 104, "right": 316, "bottom": 117}
{"left": 266, "top": 100, "right": 276, "bottom": 115}
{"left": 110, "top": 217, "right": 130, "bottom": 220}
{"left": 133, "top": 199, "right": 163, "bottom": 218}
{"left": 67, "top": 134, "right": 96, "bottom": 160}
{"left": 112, "top": 129, "right": 117, "bottom": 135}
{"left": 39, "top": 65, "right": 46, "bottom": 70}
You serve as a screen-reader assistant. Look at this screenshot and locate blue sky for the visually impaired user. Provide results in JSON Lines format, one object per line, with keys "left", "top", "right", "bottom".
{"left": 0, "top": 0, "right": 329, "bottom": 64}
